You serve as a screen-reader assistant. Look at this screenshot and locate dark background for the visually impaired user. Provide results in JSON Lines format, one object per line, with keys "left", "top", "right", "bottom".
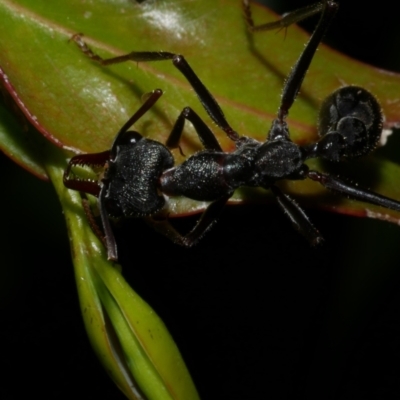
{"left": 1, "top": 1, "right": 400, "bottom": 399}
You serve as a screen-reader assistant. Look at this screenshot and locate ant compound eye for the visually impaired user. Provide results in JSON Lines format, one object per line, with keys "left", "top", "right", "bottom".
{"left": 318, "top": 86, "right": 383, "bottom": 159}
{"left": 118, "top": 131, "right": 143, "bottom": 146}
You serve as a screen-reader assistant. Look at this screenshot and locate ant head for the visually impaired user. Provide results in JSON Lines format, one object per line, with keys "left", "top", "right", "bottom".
{"left": 316, "top": 86, "right": 383, "bottom": 162}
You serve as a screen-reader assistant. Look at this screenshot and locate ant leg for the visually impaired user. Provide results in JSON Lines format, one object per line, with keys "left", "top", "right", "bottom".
{"left": 277, "top": 1, "right": 338, "bottom": 121}
{"left": 243, "top": 1, "right": 338, "bottom": 131}
{"left": 170, "top": 55, "right": 239, "bottom": 141}
{"left": 167, "top": 107, "right": 222, "bottom": 153}
{"left": 81, "top": 193, "right": 108, "bottom": 251}
{"left": 64, "top": 152, "right": 118, "bottom": 259}
{"left": 270, "top": 185, "right": 323, "bottom": 245}
{"left": 242, "top": 0, "right": 326, "bottom": 33}
{"left": 71, "top": 34, "right": 239, "bottom": 142}
{"left": 307, "top": 170, "right": 400, "bottom": 212}
{"left": 98, "top": 182, "right": 118, "bottom": 261}
{"left": 148, "top": 195, "right": 230, "bottom": 247}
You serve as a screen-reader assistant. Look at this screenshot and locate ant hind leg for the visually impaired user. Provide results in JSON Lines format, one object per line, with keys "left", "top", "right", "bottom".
{"left": 147, "top": 195, "right": 230, "bottom": 247}
{"left": 242, "top": 0, "right": 326, "bottom": 33}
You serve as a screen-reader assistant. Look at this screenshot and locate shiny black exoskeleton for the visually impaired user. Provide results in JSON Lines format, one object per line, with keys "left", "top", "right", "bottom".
{"left": 64, "top": 1, "right": 400, "bottom": 261}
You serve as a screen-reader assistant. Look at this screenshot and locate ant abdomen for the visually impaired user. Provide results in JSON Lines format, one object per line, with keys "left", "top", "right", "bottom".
{"left": 317, "top": 86, "right": 383, "bottom": 161}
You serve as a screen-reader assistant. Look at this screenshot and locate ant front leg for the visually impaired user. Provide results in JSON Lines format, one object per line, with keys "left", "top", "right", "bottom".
{"left": 71, "top": 34, "right": 239, "bottom": 142}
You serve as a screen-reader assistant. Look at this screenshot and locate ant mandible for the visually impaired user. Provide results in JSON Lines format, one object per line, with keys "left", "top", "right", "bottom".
{"left": 64, "top": 0, "right": 400, "bottom": 261}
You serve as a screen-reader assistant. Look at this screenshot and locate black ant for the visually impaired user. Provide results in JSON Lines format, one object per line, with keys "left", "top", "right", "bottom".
{"left": 64, "top": 0, "right": 400, "bottom": 261}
